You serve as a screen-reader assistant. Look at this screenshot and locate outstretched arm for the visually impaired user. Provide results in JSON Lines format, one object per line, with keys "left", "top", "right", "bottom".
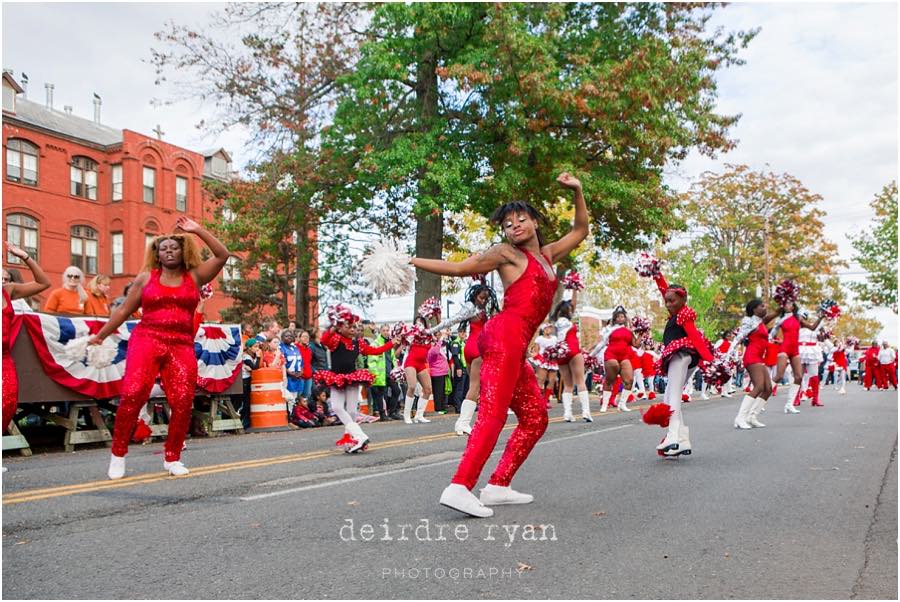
{"left": 411, "top": 244, "right": 514, "bottom": 278}
{"left": 89, "top": 273, "right": 149, "bottom": 343}
{"left": 427, "top": 303, "right": 481, "bottom": 334}
{"left": 802, "top": 315, "right": 825, "bottom": 331}
{"left": 177, "top": 217, "right": 230, "bottom": 286}
{"left": 4, "top": 243, "right": 51, "bottom": 299}
{"left": 542, "top": 173, "right": 589, "bottom": 264}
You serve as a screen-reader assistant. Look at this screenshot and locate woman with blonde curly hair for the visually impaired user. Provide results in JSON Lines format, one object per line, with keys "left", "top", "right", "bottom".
{"left": 83, "top": 274, "right": 112, "bottom": 316}
{"left": 89, "top": 217, "right": 230, "bottom": 479}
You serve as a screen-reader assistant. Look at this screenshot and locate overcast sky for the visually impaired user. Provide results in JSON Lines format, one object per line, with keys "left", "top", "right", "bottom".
{"left": 2, "top": 2, "right": 897, "bottom": 336}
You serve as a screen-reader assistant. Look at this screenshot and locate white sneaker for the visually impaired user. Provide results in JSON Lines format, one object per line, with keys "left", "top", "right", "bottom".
{"left": 163, "top": 460, "right": 190, "bottom": 476}
{"left": 414, "top": 416, "right": 431, "bottom": 424}
{"left": 479, "top": 483, "right": 534, "bottom": 505}
{"left": 656, "top": 433, "right": 679, "bottom": 452}
{"left": 582, "top": 412, "right": 594, "bottom": 422}
{"left": 700, "top": 393, "right": 710, "bottom": 400}
{"left": 664, "top": 425, "right": 692, "bottom": 457}
{"left": 563, "top": 413, "right": 575, "bottom": 422}
{"left": 108, "top": 454, "right": 126, "bottom": 480}
{"left": 440, "top": 484, "right": 494, "bottom": 518}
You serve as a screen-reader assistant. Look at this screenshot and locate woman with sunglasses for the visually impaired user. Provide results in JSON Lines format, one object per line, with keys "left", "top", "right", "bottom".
{"left": 89, "top": 217, "right": 229, "bottom": 479}
{"left": 44, "top": 266, "right": 88, "bottom": 314}
{"left": 2, "top": 242, "right": 51, "bottom": 462}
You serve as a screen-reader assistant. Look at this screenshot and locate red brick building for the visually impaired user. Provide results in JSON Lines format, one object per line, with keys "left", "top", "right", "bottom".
{"left": 2, "top": 71, "right": 241, "bottom": 319}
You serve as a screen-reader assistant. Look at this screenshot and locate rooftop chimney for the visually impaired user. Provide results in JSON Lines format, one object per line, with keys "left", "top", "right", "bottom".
{"left": 20, "top": 73, "right": 28, "bottom": 97}
{"left": 93, "top": 93, "right": 101, "bottom": 124}
{"left": 64, "top": 105, "right": 73, "bottom": 115}
{"left": 44, "top": 83, "right": 54, "bottom": 110}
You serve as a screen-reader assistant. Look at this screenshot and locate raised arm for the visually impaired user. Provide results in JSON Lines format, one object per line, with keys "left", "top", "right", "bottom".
{"left": 411, "top": 243, "right": 515, "bottom": 278}
{"left": 427, "top": 303, "right": 481, "bottom": 334}
{"left": 542, "top": 173, "right": 589, "bottom": 264}
{"left": 176, "top": 216, "right": 230, "bottom": 286}
{"left": 4, "top": 243, "right": 51, "bottom": 299}
{"left": 89, "top": 272, "right": 149, "bottom": 343}
{"left": 801, "top": 314, "right": 825, "bottom": 331}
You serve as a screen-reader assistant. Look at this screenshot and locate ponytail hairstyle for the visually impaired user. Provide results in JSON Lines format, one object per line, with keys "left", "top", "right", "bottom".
{"left": 551, "top": 299, "right": 574, "bottom": 321}
{"left": 745, "top": 298, "right": 763, "bottom": 317}
{"left": 490, "top": 201, "right": 546, "bottom": 247}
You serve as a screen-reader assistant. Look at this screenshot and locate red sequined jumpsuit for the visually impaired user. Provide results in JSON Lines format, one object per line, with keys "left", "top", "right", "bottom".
{"left": 111, "top": 270, "right": 199, "bottom": 462}
{"left": 2, "top": 290, "right": 17, "bottom": 433}
{"left": 452, "top": 248, "right": 557, "bottom": 490}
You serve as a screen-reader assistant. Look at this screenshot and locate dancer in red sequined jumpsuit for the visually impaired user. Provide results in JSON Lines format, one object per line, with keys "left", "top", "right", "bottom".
{"left": 90, "top": 217, "right": 229, "bottom": 479}
{"left": 411, "top": 172, "right": 588, "bottom": 517}
{"left": 2, "top": 243, "right": 51, "bottom": 464}
{"left": 771, "top": 301, "right": 823, "bottom": 413}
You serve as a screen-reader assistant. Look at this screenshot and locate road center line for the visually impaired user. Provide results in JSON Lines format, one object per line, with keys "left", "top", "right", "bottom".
{"left": 239, "top": 424, "right": 633, "bottom": 502}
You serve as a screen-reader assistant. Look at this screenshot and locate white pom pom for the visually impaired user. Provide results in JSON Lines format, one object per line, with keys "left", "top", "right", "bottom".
{"left": 87, "top": 339, "right": 118, "bottom": 369}
{"left": 62, "top": 336, "right": 90, "bottom": 365}
{"left": 361, "top": 241, "right": 416, "bottom": 297}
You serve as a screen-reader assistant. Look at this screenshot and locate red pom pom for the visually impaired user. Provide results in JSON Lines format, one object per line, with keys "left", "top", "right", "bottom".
{"left": 631, "top": 316, "right": 651, "bottom": 333}
{"left": 634, "top": 252, "right": 662, "bottom": 278}
{"left": 641, "top": 402, "right": 673, "bottom": 427}
{"left": 563, "top": 271, "right": 585, "bottom": 291}
{"left": 132, "top": 419, "right": 153, "bottom": 443}
{"left": 773, "top": 279, "right": 800, "bottom": 305}
{"left": 417, "top": 296, "right": 441, "bottom": 320}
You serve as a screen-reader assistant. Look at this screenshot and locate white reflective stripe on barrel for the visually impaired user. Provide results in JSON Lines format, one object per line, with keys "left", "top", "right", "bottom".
{"left": 250, "top": 382, "right": 282, "bottom": 392}
{"left": 251, "top": 403, "right": 288, "bottom": 413}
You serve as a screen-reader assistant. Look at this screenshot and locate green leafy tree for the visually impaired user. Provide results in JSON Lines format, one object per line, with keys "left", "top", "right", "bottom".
{"left": 325, "top": 3, "right": 757, "bottom": 308}
{"left": 671, "top": 164, "right": 846, "bottom": 325}
{"left": 849, "top": 181, "right": 898, "bottom": 309}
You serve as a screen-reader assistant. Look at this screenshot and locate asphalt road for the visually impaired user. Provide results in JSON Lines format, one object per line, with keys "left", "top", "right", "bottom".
{"left": 2, "top": 386, "right": 897, "bottom": 599}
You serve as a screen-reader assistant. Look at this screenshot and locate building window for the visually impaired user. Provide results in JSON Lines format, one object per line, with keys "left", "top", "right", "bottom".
{"left": 70, "top": 225, "right": 98, "bottom": 274}
{"left": 143, "top": 167, "right": 155, "bottom": 203}
{"left": 111, "top": 232, "right": 124, "bottom": 274}
{"left": 145, "top": 233, "right": 157, "bottom": 253}
{"left": 5, "top": 139, "right": 38, "bottom": 186}
{"left": 223, "top": 256, "right": 241, "bottom": 282}
{"left": 5, "top": 213, "right": 38, "bottom": 263}
{"left": 176, "top": 176, "right": 188, "bottom": 212}
{"left": 70, "top": 156, "right": 98, "bottom": 200}
{"left": 111, "top": 164, "right": 123, "bottom": 201}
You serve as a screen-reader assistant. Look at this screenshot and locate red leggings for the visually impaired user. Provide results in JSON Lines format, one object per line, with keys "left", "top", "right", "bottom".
{"left": 451, "top": 344, "right": 548, "bottom": 490}
{"left": 111, "top": 328, "right": 197, "bottom": 462}
{"left": 2, "top": 354, "right": 17, "bottom": 433}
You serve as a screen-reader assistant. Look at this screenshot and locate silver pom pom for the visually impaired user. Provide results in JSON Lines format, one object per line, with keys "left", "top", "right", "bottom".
{"left": 361, "top": 241, "right": 416, "bottom": 297}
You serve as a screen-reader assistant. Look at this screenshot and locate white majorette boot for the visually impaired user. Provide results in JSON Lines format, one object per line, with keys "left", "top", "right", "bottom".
{"left": 562, "top": 392, "right": 575, "bottom": 422}
{"left": 747, "top": 397, "right": 767, "bottom": 428}
{"left": 783, "top": 383, "right": 800, "bottom": 414}
{"left": 619, "top": 392, "right": 634, "bottom": 412}
{"left": 440, "top": 484, "right": 493, "bottom": 518}
{"left": 414, "top": 397, "right": 431, "bottom": 423}
{"left": 664, "top": 424, "right": 692, "bottom": 457}
{"left": 578, "top": 390, "right": 593, "bottom": 422}
{"left": 600, "top": 390, "right": 612, "bottom": 413}
{"left": 345, "top": 422, "right": 370, "bottom": 453}
{"left": 656, "top": 420, "right": 680, "bottom": 454}
{"left": 108, "top": 454, "right": 126, "bottom": 480}
{"left": 455, "top": 399, "right": 476, "bottom": 435}
{"left": 479, "top": 483, "right": 534, "bottom": 505}
{"left": 734, "top": 395, "right": 754, "bottom": 429}
{"left": 164, "top": 460, "right": 190, "bottom": 476}
{"left": 403, "top": 395, "right": 415, "bottom": 424}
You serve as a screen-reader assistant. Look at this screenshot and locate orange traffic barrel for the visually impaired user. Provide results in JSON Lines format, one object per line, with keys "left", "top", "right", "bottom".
{"left": 250, "top": 368, "right": 288, "bottom": 428}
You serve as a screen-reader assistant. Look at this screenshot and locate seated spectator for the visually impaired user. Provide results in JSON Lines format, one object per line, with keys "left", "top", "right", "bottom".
{"left": 44, "top": 266, "right": 87, "bottom": 315}
{"left": 310, "top": 386, "right": 339, "bottom": 426}
{"left": 84, "top": 274, "right": 112, "bottom": 316}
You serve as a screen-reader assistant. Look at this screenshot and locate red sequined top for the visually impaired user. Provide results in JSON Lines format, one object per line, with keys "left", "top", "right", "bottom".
{"left": 781, "top": 315, "right": 800, "bottom": 347}
{"left": 137, "top": 270, "right": 199, "bottom": 339}
{"left": 2, "top": 289, "right": 13, "bottom": 355}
